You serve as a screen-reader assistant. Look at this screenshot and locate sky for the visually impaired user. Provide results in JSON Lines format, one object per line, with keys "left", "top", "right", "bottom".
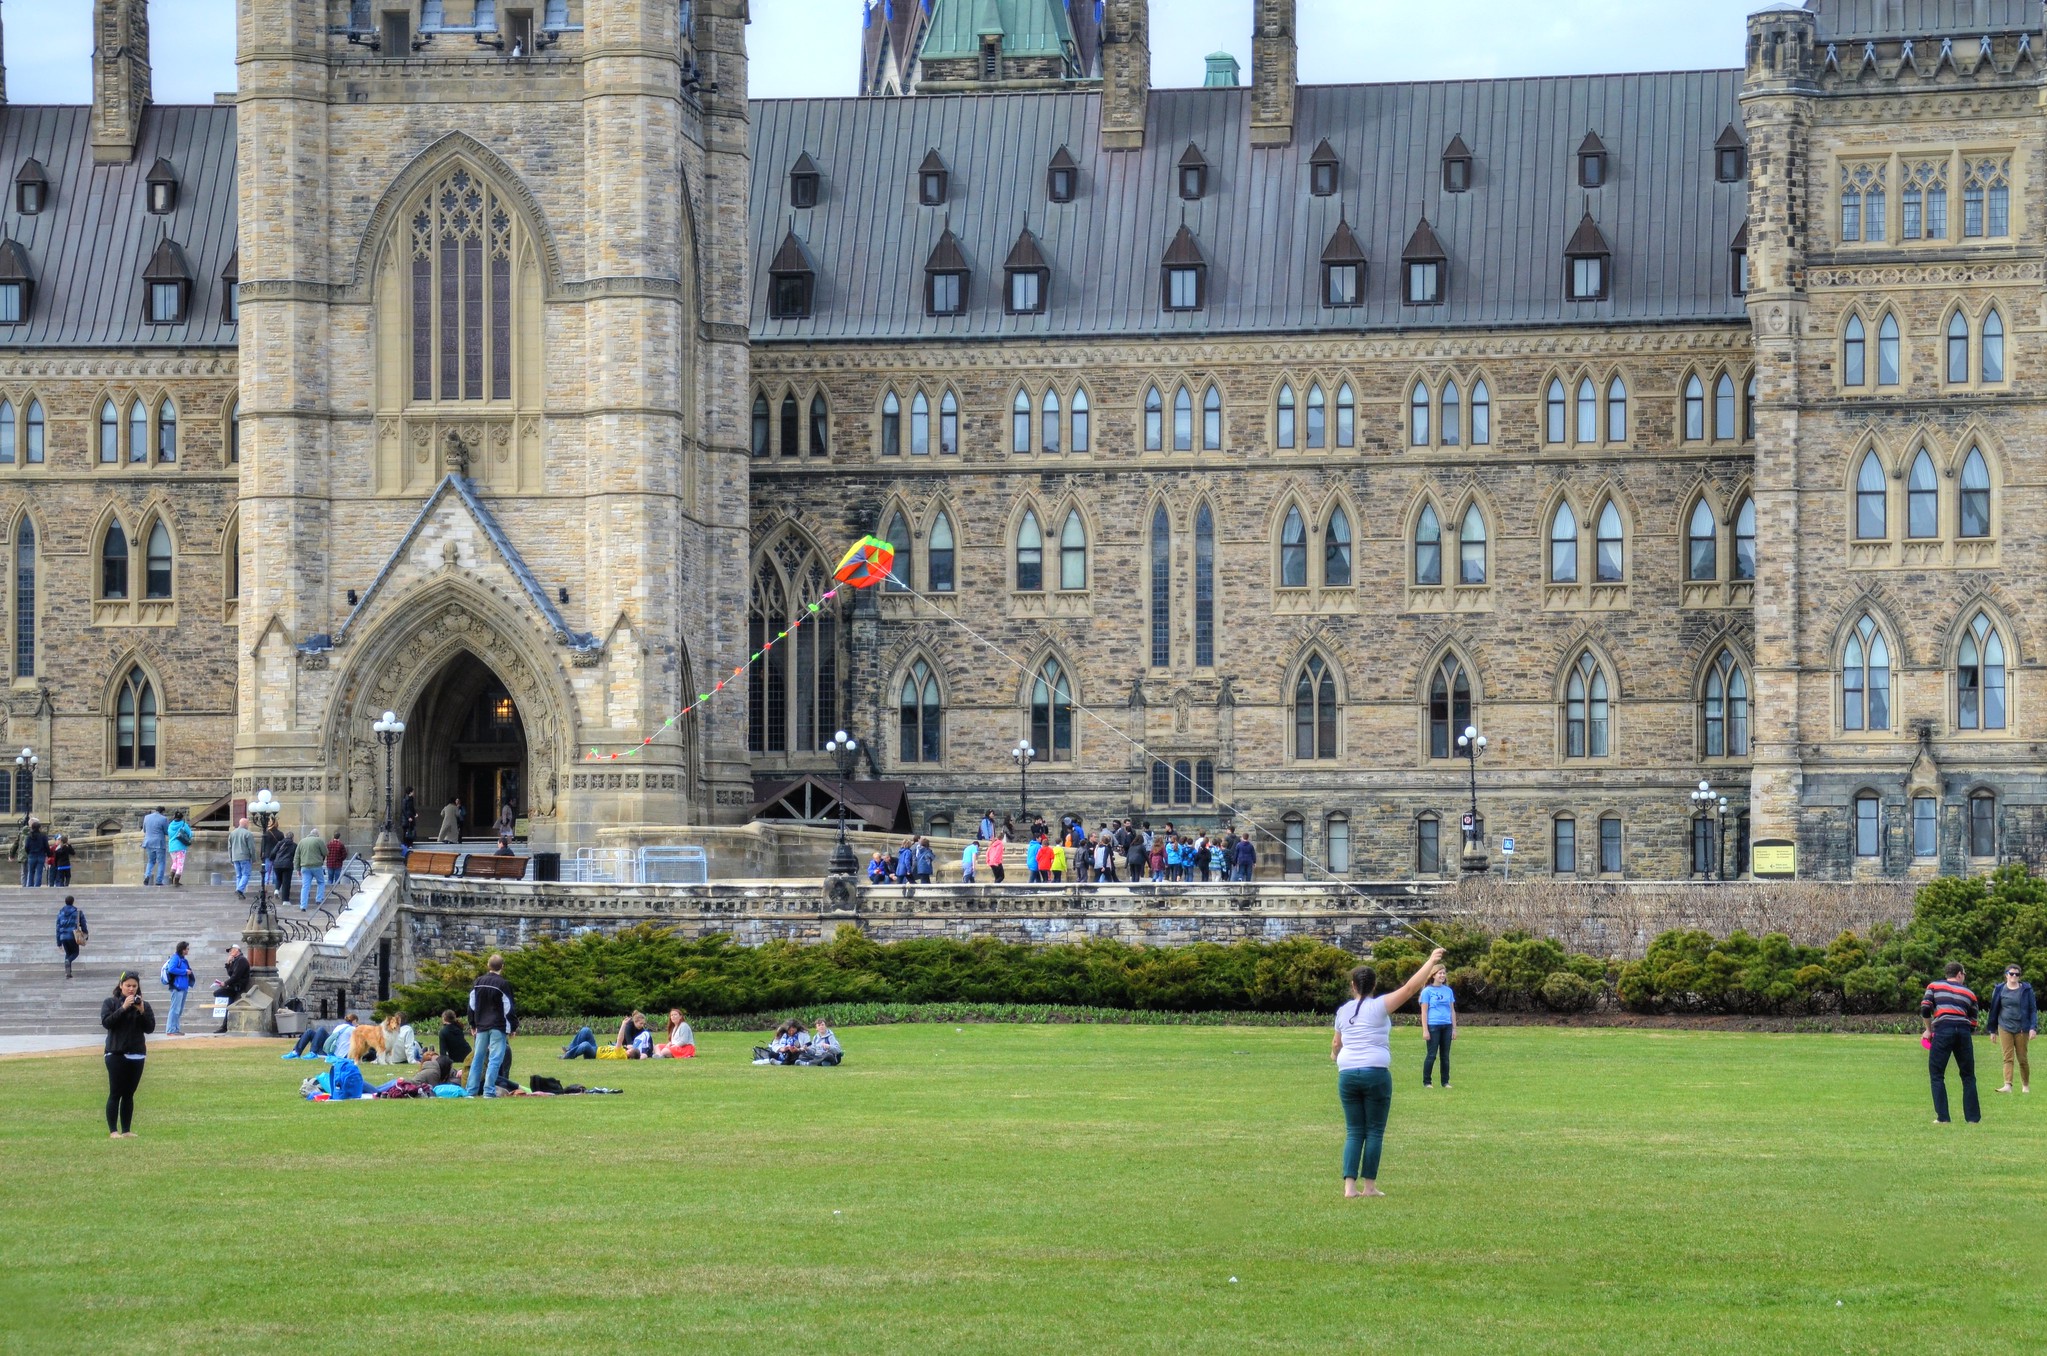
{"left": 5, "top": 1, "right": 1769, "bottom": 104}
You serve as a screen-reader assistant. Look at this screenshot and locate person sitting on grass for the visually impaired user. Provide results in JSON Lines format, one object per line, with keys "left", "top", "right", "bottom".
{"left": 437, "top": 1008, "right": 471, "bottom": 1066}
{"left": 415, "top": 1049, "right": 455, "bottom": 1087}
{"left": 618, "top": 1010, "right": 653, "bottom": 1058}
{"left": 655, "top": 1009, "right": 696, "bottom": 1059}
{"left": 562, "top": 1026, "right": 599, "bottom": 1059}
{"left": 323, "top": 1014, "right": 360, "bottom": 1060}
{"left": 754, "top": 1020, "right": 810, "bottom": 1065}
{"left": 380, "top": 1011, "right": 421, "bottom": 1064}
{"left": 796, "top": 1018, "right": 843, "bottom": 1066}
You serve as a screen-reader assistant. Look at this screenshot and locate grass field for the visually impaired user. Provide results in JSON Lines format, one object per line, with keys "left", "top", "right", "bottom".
{"left": 3, "top": 1024, "right": 2044, "bottom": 1354}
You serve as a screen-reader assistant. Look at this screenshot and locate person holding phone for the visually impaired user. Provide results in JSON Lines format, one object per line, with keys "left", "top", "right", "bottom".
{"left": 1332, "top": 946, "right": 1445, "bottom": 1199}
{"left": 100, "top": 972, "right": 156, "bottom": 1138}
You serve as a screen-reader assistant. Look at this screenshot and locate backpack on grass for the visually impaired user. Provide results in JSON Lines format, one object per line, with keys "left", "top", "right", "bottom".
{"left": 328, "top": 1058, "right": 365, "bottom": 1100}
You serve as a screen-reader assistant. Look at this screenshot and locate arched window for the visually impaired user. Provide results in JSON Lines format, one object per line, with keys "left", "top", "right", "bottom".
{"left": 1743, "top": 374, "right": 1756, "bottom": 441}
{"left": 1576, "top": 377, "right": 1597, "bottom": 444}
{"left": 1324, "top": 506, "right": 1352, "bottom": 587}
{"left": 1144, "top": 385, "right": 1163, "bottom": 450}
{"left": 1043, "top": 389, "right": 1062, "bottom": 453}
{"left": 1843, "top": 316, "right": 1866, "bottom": 387}
{"left": 152, "top": 398, "right": 176, "bottom": 463}
{"left": 1553, "top": 816, "right": 1578, "bottom": 874}
{"left": 99, "top": 400, "right": 119, "bottom": 463}
{"left": 224, "top": 519, "right": 239, "bottom": 603}
{"left": 405, "top": 165, "right": 524, "bottom": 403}
{"left": 1030, "top": 659, "right": 1073, "bottom": 759}
{"left": 1015, "top": 509, "right": 1043, "bottom": 591}
{"left": 1877, "top": 314, "right": 1899, "bottom": 385}
{"left": 1458, "top": 504, "right": 1487, "bottom": 585}
{"left": 1549, "top": 501, "right": 1579, "bottom": 583}
{"left": 1428, "top": 656, "right": 1472, "bottom": 759}
{"left": 1684, "top": 375, "right": 1705, "bottom": 440}
{"left": 1958, "top": 612, "right": 2007, "bottom": 730}
{"left": 884, "top": 509, "right": 912, "bottom": 593}
{"left": 1595, "top": 500, "right": 1624, "bottom": 582}
{"left": 1283, "top": 815, "right": 1306, "bottom": 877}
{"left": 1071, "top": 388, "right": 1089, "bottom": 452}
{"left": 1194, "top": 502, "right": 1215, "bottom": 667}
{"left": 1276, "top": 382, "right": 1296, "bottom": 449}
{"left": 127, "top": 400, "right": 147, "bottom": 463}
{"left": 910, "top": 392, "right": 931, "bottom": 456}
{"left": 928, "top": 511, "right": 956, "bottom": 593}
{"left": 1306, "top": 383, "right": 1326, "bottom": 448}
{"left": 1903, "top": 450, "right": 1937, "bottom": 538}
{"left": 1149, "top": 504, "right": 1171, "bottom": 667}
{"left": 1687, "top": 500, "right": 1717, "bottom": 581}
{"left": 1294, "top": 653, "right": 1338, "bottom": 760}
{"left": 114, "top": 666, "right": 158, "bottom": 770}
{"left": 0, "top": 400, "right": 11, "bottom": 463}
{"left": 779, "top": 393, "right": 799, "bottom": 457}
{"left": 1733, "top": 496, "right": 1756, "bottom": 580}
{"left": 1326, "top": 813, "right": 1349, "bottom": 871}
{"left": 1703, "top": 649, "right": 1750, "bottom": 757}
{"left": 1279, "top": 506, "right": 1307, "bottom": 588}
{"left": 1970, "top": 791, "right": 1998, "bottom": 858}
{"left": 1714, "top": 374, "right": 1735, "bottom": 440}
{"left": 879, "top": 392, "right": 901, "bottom": 457}
{"left": 1471, "top": 380, "right": 1491, "bottom": 445}
{"left": 1983, "top": 307, "right": 2005, "bottom": 382}
{"left": 1202, "top": 384, "right": 1222, "bottom": 451}
{"left": 1959, "top": 447, "right": 1991, "bottom": 537}
{"left": 808, "top": 393, "right": 828, "bottom": 455}
{"left": 747, "top": 563, "right": 787, "bottom": 753}
{"left": 1012, "top": 389, "right": 1031, "bottom": 453}
{"left": 1545, "top": 378, "right": 1566, "bottom": 444}
{"left": 1410, "top": 381, "right": 1430, "bottom": 446}
{"left": 1855, "top": 452, "right": 1887, "bottom": 539}
{"left": 1607, "top": 376, "right": 1627, "bottom": 442}
{"left": 12, "top": 519, "right": 33, "bottom": 677}
{"left": 100, "top": 521, "right": 130, "bottom": 599}
{"left": 751, "top": 394, "right": 770, "bottom": 457}
{"left": 1173, "top": 385, "right": 1193, "bottom": 451}
{"left": 224, "top": 397, "right": 237, "bottom": 465}
{"left": 1843, "top": 614, "right": 1891, "bottom": 732}
{"left": 939, "top": 390, "right": 959, "bottom": 454}
{"left": 1416, "top": 815, "right": 1442, "bottom": 874}
{"left": 1855, "top": 792, "right": 1882, "bottom": 858}
{"left": 1440, "top": 379, "right": 1461, "bottom": 447}
{"left": 1172, "top": 759, "right": 1193, "bottom": 805}
{"left": 1335, "top": 382, "right": 1356, "bottom": 447}
{"left": 749, "top": 552, "right": 840, "bottom": 754}
{"left": 143, "top": 521, "right": 172, "bottom": 600}
{"left": 1565, "top": 651, "right": 1610, "bottom": 758}
{"left": 1946, "top": 311, "right": 1969, "bottom": 383}
{"left": 1058, "top": 510, "right": 1088, "bottom": 590}
{"left": 1414, "top": 505, "right": 1442, "bottom": 586}
{"left": 898, "top": 659, "right": 942, "bottom": 763}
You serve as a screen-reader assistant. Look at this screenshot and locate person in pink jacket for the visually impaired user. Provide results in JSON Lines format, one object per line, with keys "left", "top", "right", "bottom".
{"left": 987, "top": 834, "right": 1006, "bottom": 884}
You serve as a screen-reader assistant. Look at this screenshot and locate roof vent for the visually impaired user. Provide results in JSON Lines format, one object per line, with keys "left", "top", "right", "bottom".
{"left": 789, "top": 152, "right": 821, "bottom": 209}
{"left": 1047, "top": 146, "right": 1079, "bottom": 203}
{"left": 14, "top": 160, "right": 49, "bottom": 216}
{"left": 146, "top": 159, "right": 179, "bottom": 215}
{"left": 918, "top": 149, "right": 950, "bottom": 207}
{"left": 1309, "top": 139, "right": 1339, "bottom": 196}
{"left": 1177, "top": 143, "right": 1208, "bottom": 200}
{"left": 1576, "top": 132, "right": 1609, "bottom": 189}
{"left": 1442, "top": 134, "right": 1473, "bottom": 193}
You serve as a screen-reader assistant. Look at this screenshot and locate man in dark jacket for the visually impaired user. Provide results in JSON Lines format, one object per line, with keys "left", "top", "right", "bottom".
{"left": 214, "top": 945, "right": 252, "bottom": 1032}
{"left": 399, "top": 787, "right": 418, "bottom": 847}
{"left": 1986, "top": 965, "right": 2038, "bottom": 1095}
{"left": 1231, "top": 834, "right": 1257, "bottom": 882}
{"left": 465, "top": 954, "right": 516, "bottom": 1098}
{"left": 1922, "top": 961, "right": 1981, "bottom": 1125}
{"left": 55, "top": 896, "right": 87, "bottom": 978}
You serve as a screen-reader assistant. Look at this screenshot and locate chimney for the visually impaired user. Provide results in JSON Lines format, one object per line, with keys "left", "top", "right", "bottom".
{"left": 1100, "top": 0, "right": 1150, "bottom": 152}
{"left": 1249, "top": 0, "right": 1296, "bottom": 148}
{"left": 92, "top": 0, "right": 152, "bottom": 164}
{"left": 1, "top": 0, "right": 9, "bottom": 107}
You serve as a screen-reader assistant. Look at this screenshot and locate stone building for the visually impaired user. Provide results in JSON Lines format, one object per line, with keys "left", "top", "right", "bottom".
{"left": 0, "top": 0, "right": 2039, "bottom": 882}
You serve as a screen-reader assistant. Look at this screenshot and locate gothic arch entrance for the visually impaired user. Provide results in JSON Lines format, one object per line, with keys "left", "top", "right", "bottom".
{"left": 406, "top": 651, "right": 529, "bottom": 840}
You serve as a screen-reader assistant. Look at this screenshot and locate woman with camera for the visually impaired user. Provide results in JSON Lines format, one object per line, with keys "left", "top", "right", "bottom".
{"left": 100, "top": 971, "right": 156, "bottom": 1138}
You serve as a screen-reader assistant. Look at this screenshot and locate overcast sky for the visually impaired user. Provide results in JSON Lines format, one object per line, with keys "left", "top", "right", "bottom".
{"left": 5, "top": 1, "right": 1765, "bottom": 104}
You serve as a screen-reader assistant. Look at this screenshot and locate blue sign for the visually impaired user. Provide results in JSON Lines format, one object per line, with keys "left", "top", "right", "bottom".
{"left": 1501, "top": 837, "right": 1516, "bottom": 855}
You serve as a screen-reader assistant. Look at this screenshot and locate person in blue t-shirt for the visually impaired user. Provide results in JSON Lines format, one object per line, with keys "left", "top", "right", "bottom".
{"left": 1419, "top": 967, "right": 1457, "bottom": 1088}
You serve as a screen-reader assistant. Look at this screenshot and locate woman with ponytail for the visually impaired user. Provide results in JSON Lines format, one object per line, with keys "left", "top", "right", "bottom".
{"left": 1332, "top": 946, "right": 1444, "bottom": 1198}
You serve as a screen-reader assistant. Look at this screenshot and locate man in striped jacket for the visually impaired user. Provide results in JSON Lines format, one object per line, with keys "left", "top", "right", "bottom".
{"left": 1921, "top": 962, "right": 1982, "bottom": 1125}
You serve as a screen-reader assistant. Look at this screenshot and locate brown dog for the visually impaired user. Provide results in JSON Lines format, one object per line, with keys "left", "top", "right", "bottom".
{"left": 349, "top": 1023, "right": 388, "bottom": 1063}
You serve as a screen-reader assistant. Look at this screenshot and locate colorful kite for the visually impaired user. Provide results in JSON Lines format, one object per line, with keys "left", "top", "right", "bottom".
{"left": 833, "top": 535, "right": 897, "bottom": 590}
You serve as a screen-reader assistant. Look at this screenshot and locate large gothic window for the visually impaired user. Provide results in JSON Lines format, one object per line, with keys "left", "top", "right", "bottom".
{"left": 13, "top": 520, "right": 33, "bottom": 678}
{"left": 1324, "top": 507, "right": 1352, "bottom": 587}
{"left": 1149, "top": 504, "right": 1171, "bottom": 668}
{"left": 1958, "top": 612, "right": 2007, "bottom": 731}
{"left": 114, "top": 666, "right": 158, "bottom": 770}
{"left": 1550, "top": 501, "right": 1578, "bottom": 583}
{"left": 898, "top": 660, "right": 942, "bottom": 763}
{"left": 1030, "top": 659, "right": 1074, "bottom": 760}
{"left": 1428, "top": 656, "right": 1471, "bottom": 760}
{"left": 1843, "top": 614, "right": 1891, "bottom": 732}
{"left": 1279, "top": 506, "right": 1308, "bottom": 588}
{"left": 1294, "top": 653, "right": 1338, "bottom": 760}
{"left": 1565, "top": 651, "right": 1609, "bottom": 758}
{"left": 408, "top": 167, "right": 518, "bottom": 403}
{"left": 1193, "top": 503, "right": 1215, "bottom": 667}
{"left": 747, "top": 546, "right": 841, "bottom": 754}
{"left": 1703, "top": 649, "right": 1750, "bottom": 757}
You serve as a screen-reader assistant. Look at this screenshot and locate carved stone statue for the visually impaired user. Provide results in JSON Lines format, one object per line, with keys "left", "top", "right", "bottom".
{"left": 443, "top": 428, "right": 472, "bottom": 479}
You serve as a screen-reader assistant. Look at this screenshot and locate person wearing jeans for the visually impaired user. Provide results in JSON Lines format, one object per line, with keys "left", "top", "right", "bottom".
{"left": 227, "top": 817, "right": 256, "bottom": 898}
{"left": 465, "top": 953, "right": 516, "bottom": 1097}
{"left": 164, "top": 941, "right": 193, "bottom": 1035}
{"left": 1419, "top": 968, "right": 1456, "bottom": 1088}
{"left": 1333, "top": 946, "right": 1445, "bottom": 1199}
{"left": 1922, "top": 962, "right": 1982, "bottom": 1125}
{"left": 140, "top": 806, "right": 169, "bottom": 887}
{"left": 561, "top": 1026, "right": 598, "bottom": 1059}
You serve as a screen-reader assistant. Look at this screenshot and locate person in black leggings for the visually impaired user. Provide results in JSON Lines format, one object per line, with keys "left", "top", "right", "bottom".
{"left": 100, "top": 971, "right": 155, "bottom": 1138}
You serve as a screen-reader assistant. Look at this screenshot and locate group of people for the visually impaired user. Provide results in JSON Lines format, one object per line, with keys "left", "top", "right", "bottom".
{"left": 870, "top": 814, "right": 1262, "bottom": 887}
{"left": 753, "top": 1018, "right": 843, "bottom": 1066}
{"left": 562, "top": 1008, "right": 697, "bottom": 1060}
{"left": 138, "top": 807, "right": 197, "bottom": 887}
{"left": 11, "top": 819, "right": 75, "bottom": 887}
{"left": 1922, "top": 961, "right": 2037, "bottom": 1123}
{"left": 226, "top": 818, "right": 350, "bottom": 910}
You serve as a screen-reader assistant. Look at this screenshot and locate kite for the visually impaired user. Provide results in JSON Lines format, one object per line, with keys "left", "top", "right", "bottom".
{"left": 833, "top": 535, "right": 897, "bottom": 590}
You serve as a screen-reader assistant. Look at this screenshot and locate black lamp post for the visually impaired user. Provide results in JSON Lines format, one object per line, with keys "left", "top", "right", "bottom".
{"left": 372, "top": 710, "right": 406, "bottom": 866}
{"left": 825, "top": 728, "right": 860, "bottom": 877}
{"left": 247, "top": 787, "right": 282, "bottom": 926}
{"left": 13, "top": 746, "right": 36, "bottom": 832}
{"left": 1691, "top": 780, "right": 1728, "bottom": 882}
{"left": 1011, "top": 739, "right": 1036, "bottom": 822}
{"left": 1455, "top": 723, "right": 1488, "bottom": 873}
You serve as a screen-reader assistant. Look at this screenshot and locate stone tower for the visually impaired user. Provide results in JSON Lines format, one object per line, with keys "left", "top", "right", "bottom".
{"left": 233, "top": 0, "right": 756, "bottom": 848}
{"left": 1249, "top": 0, "right": 1295, "bottom": 147}
{"left": 92, "top": 0, "right": 152, "bottom": 163}
{"left": 1100, "top": 0, "right": 1149, "bottom": 150}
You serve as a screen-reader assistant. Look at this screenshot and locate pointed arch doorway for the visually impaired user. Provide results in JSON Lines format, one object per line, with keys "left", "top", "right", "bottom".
{"left": 405, "top": 650, "right": 529, "bottom": 841}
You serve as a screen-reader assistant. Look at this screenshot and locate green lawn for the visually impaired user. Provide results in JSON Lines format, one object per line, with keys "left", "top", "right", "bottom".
{"left": 2, "top": 1024, "right": 2043, "bottom": 1354}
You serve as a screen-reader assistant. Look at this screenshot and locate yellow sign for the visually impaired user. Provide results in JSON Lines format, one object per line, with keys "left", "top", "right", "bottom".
{"left": 1751, "top": 842, "right": 1797, "bottom": 879}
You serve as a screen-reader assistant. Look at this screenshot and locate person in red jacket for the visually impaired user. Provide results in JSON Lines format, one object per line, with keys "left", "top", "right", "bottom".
{"left": 324, "top": 830, "right": 348, "bottom": 897}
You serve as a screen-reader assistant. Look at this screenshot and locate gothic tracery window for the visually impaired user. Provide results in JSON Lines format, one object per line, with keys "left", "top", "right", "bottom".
{"left": 409, "top": 167, "right": 518, "bottom": 403}
{"left": 747, "top": 544, "right": 841, "bottom": 755}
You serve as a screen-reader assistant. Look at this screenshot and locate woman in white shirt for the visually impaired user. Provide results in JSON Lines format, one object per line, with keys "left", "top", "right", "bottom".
{"left": 1332, "top": 947, "right": 1444, "bottom": 1198}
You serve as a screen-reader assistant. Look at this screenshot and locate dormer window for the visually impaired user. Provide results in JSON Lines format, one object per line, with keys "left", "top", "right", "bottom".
{"left": 221, "top": 249, "right": 240, "bottom": 324}
{"left": 918, "top": 150, "right": 949, "bottom": 207}
{"left": 1161, "top": 224, "right": 1206, "bottom": 311}
{"left": 1577, "top": 132, "right": 1608, "bottom": 189}
{"left": 1004, "top": 226, "right": 1049, "bottom": 316}
{"left": 1730, "top": 220, "right": 1750, "bottom": 296}
{"left": 1402, "top": 217, "right": 1447, "bottom": 306}
{"left": 788, "top": 153, "right": 820, "bottom": 209}
{"left": 1442, "top": 135, "right": 1473, "bottom": 193}
{"left": 1309, "top": 139, "right": 1339, "bottom": 197}
{"left": 1178, "top": 143, "right": 1208, "bottom": 201}
{"left": 1563, "top": 212, "right": 1611, "bottom": 302}
{"left": 767, "top": 225, "right": 816, "bottom": 320}
{"left": 1047, "top": 146, "right": 1078, "bottom": 203}
{"left": 1321, "top": 212, "right": 1366, "bottom": 309}
{"left": 1715, "top": 125, "right": 1747, "bottom": 183}
{"left": 14, "top": 160, "right": 48, "bottom": 216}
{"left": 924, "top": 228, "right": 969, "bottom": 317}
{"left": 0, "top": 238, "right": 32, "bottom": 325}
{"left": 146, "top": 159, "right": 179, "bottom": 215}
{"left": 141, "top": 237, "right": 193, "bottom": 325}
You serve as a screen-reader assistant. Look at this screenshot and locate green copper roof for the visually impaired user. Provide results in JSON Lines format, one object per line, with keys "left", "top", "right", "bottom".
{"left": 1203, "top": 52, "right": 1241, "bottom": 87}
{"left": 922, "top": 0, "right": 1079, "bottom": 61}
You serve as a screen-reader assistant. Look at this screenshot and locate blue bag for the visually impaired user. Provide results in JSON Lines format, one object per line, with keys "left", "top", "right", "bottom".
{"left": 328, "top": 1057, "right": 366, "bottom": 1100}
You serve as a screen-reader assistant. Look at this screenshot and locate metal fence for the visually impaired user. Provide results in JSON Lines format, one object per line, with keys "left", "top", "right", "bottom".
{"left": 560, "top": 846, "right": 708, "bottom": 885}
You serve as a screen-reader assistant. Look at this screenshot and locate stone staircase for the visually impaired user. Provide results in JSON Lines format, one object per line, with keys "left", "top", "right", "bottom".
{"left": 0, "top": 885, "right": 255, "bottom": 1037}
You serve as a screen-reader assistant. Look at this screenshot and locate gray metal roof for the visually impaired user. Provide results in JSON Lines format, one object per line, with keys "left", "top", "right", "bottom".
{"left": 748, "top": 70, "right": 1752, "bottom": 342}
{"left": 1806, "top": 0, "right": 2043, "bottom": 40}
{"left": 0, "top": 104, "right": 239, "bottom": 349}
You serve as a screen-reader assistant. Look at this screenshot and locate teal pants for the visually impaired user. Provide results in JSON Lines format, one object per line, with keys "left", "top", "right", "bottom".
{"left": 1338, "top": 1067, "right": 1393, "bottom": 1180}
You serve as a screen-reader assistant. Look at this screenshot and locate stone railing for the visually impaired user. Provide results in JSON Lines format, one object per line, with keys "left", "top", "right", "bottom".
{"left": 273, "top": 870, "right": 406, "bottom": 1021}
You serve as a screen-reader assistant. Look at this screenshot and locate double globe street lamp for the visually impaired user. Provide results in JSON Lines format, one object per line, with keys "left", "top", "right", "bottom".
{"left": 13, "top": 746, "right": 36, "bottom": 831}
{"left": 1011, "top": 740, "right": 1036, "bottom": 823}
{"left": 247, "top": 787, "right": 283, "bottom": 925}
{"left": 825, "top": 728, "right": 860, "bottom": 877}
{"left": 1690, "top": 780, "right": 1729, "bottom": 882}
{"left": 372, "top": 710, "right": 406, "bottom": 863}
{"left": 1456, "top": 724, "right": 1489, "bottom": 873}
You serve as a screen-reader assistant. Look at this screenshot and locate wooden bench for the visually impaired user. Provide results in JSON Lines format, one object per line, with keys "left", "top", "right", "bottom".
{"left": 461, "top": 853, "right": 530, "bottom": 881}
{"left": 405, "top": 850, "right": 462, "bottom": 876}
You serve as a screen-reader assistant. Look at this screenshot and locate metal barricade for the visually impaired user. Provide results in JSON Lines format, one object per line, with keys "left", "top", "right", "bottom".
{"left": 562, "top": 847, "right": 635, "bottom": 884}
{"left": 636, "top": 845, "right": 709, "bottom": 885}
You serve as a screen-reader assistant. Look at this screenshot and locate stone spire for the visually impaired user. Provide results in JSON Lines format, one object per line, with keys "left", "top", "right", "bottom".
{"left": 1100, "top": 0, "right": 1150, "bottom": 150}
{"left": 1250, "top": 0, "right": 1296, "bottom": 148}
{"left": 92, "top": 0, "right": 153, "bottom": 164}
